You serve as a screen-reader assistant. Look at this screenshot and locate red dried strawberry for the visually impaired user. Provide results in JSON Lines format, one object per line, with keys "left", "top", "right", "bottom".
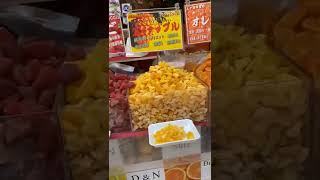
{"left": 32, "top": 66, "right": 59, "bottom": 90}
{"left": 22, "top": 40, "right": 56, "bottom": 59}
{"left": 25, "top": 59, "right": 41, "bottom": 82}
{"left": 0, "top": 57, "right": 13, "bottom": 75}
{"left": 12, "top": 65, "right": 29, "bottom": 86}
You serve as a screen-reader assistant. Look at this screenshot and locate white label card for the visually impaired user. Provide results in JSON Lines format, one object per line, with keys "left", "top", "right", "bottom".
{"left": 201, "top": 152, "right": 211, "bottom": 179}
{"left": 162, "top": 140, "right": 201, "bottom": 159}
{"left": 127, "top": 168, "right": 165, "bottom": 180}
{"left": 109, "top": 140, "right": 123, "bottom": 166}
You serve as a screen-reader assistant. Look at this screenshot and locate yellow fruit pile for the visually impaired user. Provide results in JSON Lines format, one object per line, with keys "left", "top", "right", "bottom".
{"left": 61, "top": 39, "right": 107, "bottom": 180}
{"left": 66, "top": 39, "right": 107, "bottom": 104}
{"left": 153, "top": 124, "right": 194, "bottom": 144}
{"left": 129, "top": 62, "right": 208, "bottom": 129}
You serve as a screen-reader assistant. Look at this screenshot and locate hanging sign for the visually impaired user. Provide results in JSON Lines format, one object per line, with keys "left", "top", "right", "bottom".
{"left": 184, "top": 2, "right": 212, "bottom": 44}
{"left": 128, "top": 10, "right": 183, "bottom": 53}
{"left": 109, "top": 0, "right": 121, "bottom": 14}
{"left": 109, "top": 13, "right": 126, "bottom": 56}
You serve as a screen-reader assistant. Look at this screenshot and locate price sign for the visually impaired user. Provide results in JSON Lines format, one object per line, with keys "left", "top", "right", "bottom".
{"left": 109, "top": 0, "right": 121, "bottom": 14}
{"left": 128, "top": 10, "right": 183, "bottom": 52}
{"left": 185, "top": 2, "right": 212, "bottom": 44}
{"left": 162, "top": 140, "right": 201, "bottom": 159}
{"left": 109, "top": 13, "right": 125, "bottom": 56}
{"left": 127, "top": 168, "right": 165, "bottom": 180}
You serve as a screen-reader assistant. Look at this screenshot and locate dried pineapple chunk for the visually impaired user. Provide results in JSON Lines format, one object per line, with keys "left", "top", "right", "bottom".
{"left": 153, "top": 124, "right": 194, "bottom": 144}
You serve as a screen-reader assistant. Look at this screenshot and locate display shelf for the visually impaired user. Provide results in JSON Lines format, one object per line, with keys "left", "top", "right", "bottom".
{"left": 110, "top": 121, "right": 208, "bottom": 139}
{"left": 109, "top": 52, "right": 158, "bottom": 63}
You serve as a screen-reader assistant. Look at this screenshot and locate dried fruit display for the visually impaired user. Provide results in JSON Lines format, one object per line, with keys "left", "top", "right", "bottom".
{"left": 213, "top": 24, "right": 310, "bottom": 180}
{"left": 61, "top": 98, "right": 107, "bottom": 180}
{"left": 129, "top": 62, "right": 208, "bottom": 129}
{"left": 61, "top": 39, "right": 107, "bottom": 180}
{"left": 195, "top": 53, "right": 211, "bottom": 89}
{"left": 273, "top": 1, "right": 320, "bottom": 78}
{"left": 0, "top": 27, "right": 86, "bottom": 180}
{"left": 109, "top": 72, "right": 135, "bottom": 132}
{"left": 153, "top": 124, "right": 194, "bottom": 144}
{"left": 164, "top": 155, "right": 201, "bottom": 180}
{"left": 65, "top": 40, "right": 107, "bottom": 104}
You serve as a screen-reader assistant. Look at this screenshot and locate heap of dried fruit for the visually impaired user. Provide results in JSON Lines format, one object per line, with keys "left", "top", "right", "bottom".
{"left": 129, "top": 62, "right": 208, "bottom": 129}
{"left": 213, "top": 24, "right": 309, "bottom": 180}
{"left": 195, "top": 53, "right": 211, "bottom": 88}
{"left": 109, "top": 71, "right": 135, "bottom": 132}
{"left": 273, "top": 0, "right": 320, "bottom": 77}
{"left": 153, "top": 124, "right": 194, "bottom": 144}
{"left": 61, "top": 39, "right": 107, "bottom": 180}
{"left": 61, "top": 98, "right": 107, "bottom": 180}
{"left": 0, "top": 27, "right": 85, "bottom": 180}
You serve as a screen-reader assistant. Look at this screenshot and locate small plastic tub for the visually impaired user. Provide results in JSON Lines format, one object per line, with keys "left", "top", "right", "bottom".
{"left": 148, "top": 119, "right": 201, "bottom": 148}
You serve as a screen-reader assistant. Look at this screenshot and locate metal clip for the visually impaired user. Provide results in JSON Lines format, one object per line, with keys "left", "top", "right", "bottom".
{"left": 175, "top": 3, "right": 180, "bottom": 10}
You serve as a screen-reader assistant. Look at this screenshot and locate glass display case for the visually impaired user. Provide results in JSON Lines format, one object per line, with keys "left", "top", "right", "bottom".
{"left": 109, "top": 126, "right": 211, "bottom": 180}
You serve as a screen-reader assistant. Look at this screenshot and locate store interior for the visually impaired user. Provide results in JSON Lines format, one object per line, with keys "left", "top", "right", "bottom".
{"left": 0, "top": 0, "right": 319, "bottom": 180}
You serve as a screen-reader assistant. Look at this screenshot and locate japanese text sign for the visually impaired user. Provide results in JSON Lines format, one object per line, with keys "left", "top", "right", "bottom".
{"left": 185, "top": 2, "right": 211, "bottom": 44}
{"left": 128, "top": 10, "right": 183, "bottom": 52}
{"left": 109, "top": 0, "right": 121, "bottom": 14}
{"left": 109, "top": 13, "right": 125, "bottom": 55}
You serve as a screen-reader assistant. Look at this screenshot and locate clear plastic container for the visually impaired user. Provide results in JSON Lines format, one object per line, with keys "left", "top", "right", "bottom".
{"left": 213, "top": 8, "right": 314, "bottom": 179}
{"left": 0, "top": 110, "right": 68, "bottom": 180}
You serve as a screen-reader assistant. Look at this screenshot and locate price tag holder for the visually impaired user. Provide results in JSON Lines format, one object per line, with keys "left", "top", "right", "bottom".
{"left": 201, "top": 152, "right": 211, "bottom": 179}
{"left": 184, "top": 1, "right": 212, "bottom": 44}
{"left": 162, "top": 140, "right": 201, "bottom": 159}
{"left": 127, "top": 168, "right": 165, "bottom": 180}
{"left": 109, "top": 139, "right": 124, "bottom": 166}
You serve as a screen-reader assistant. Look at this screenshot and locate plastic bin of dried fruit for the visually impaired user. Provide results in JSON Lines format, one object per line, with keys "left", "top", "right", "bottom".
{"left": 0, "top": 88, "right": 68, "bottom": 180}
{"left": 58, "top": 39, "right": 108, "bottom": 180}
{"left": 212, "top": 19, "right": 314, "bottom": 180}
{"left": 127, "top": 62, "right": 210, "bottom": 131}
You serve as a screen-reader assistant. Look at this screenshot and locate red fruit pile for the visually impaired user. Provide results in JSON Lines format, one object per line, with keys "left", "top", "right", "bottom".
{"left": 0, "top": 27, "right": 83, "bottom": 179}
{"left": 0, "top": 27, "right": 83, "bottom": 115}
{"left": 109, "top": 71, "right": 135, "bottom": 132}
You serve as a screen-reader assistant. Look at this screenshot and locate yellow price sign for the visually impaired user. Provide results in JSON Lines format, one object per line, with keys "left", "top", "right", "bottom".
{"left": 128, "top": 10, "right": 184, "bottom": 53}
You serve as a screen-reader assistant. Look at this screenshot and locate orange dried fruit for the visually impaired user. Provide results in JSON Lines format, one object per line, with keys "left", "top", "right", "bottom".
{"left": 186, "top": 161, "right": 201, "bottom": 180}
{"left": 165, "top": 168, "right": 186, "bottom": 180}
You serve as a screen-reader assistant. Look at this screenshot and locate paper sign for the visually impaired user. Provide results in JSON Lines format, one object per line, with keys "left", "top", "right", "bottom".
{"left": 185, "top": 2, "right": 212, "bottom": 44}
{"left": 109, "top": 13, "right": 125, "bottom": 56}
{"left": 127, "top": 168, "right": 165, "bottom": 180}
{"left": 128, "top": 10, "right": 183, "bottom": 52}
{"left": 109, "top": 0, "right": 121, "bottom": 14}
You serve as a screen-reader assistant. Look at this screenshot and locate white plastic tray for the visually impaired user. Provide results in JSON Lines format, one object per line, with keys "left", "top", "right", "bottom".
{"left": 148, "top": 119, "right": 201, "bottom": 148}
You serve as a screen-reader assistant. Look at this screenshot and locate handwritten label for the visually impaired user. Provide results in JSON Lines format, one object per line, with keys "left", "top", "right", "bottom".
{"left": 127, "top": 168, "right": 165, "bottom": 180}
